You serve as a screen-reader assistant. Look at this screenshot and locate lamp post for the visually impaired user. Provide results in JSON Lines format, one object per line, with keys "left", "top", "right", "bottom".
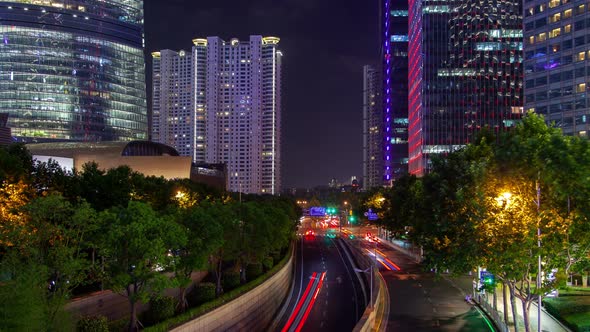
{"left": 536, "top": 179, "right": 542, "bottom": 332}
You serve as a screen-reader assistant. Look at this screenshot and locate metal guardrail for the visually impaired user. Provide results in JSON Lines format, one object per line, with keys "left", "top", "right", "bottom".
{"left": 474, "top": 293, "right": 509, "bottom": 332}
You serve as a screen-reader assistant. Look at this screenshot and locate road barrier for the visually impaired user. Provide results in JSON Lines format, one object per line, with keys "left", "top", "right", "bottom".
{"left": 338, "top": 238, "right": 389, "bottom": 332}
{"left": 169, "top": 248, "right": 294, "bottom": 332}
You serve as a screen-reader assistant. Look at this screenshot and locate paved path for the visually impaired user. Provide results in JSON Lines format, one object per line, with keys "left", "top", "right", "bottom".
{"left": 65, "top": 271, "right": 208, "bottom": 321}
{"left": 378, "top": 235, "right": 571, "bottom": 332}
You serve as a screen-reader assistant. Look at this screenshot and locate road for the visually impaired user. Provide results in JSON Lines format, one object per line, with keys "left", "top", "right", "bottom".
{"left": 273, "top": 217, "right": 364, "bottom": 331}
{"left": 349, "top": 226, "right": 495, "bottom": 332}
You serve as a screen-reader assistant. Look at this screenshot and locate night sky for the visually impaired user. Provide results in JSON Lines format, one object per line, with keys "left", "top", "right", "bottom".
{"left": 144, "top": 0, "right": 379, "bottom": 189}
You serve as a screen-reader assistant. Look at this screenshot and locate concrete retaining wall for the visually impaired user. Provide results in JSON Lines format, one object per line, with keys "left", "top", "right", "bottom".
{"left": 171, "top": 251, "right": 294, "bottom": 332}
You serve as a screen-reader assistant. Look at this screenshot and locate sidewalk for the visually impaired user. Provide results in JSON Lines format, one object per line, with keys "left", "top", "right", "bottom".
{"left": 377, "top": 235, "right": 571, "bottom": 332}
{"left": 65, "top": 271, "right": 208, "bottom": 321}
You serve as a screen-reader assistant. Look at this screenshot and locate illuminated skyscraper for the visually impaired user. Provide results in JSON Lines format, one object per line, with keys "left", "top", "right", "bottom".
{"left": 363, "top": 65, "right": 382, "bottom": 190}
{"left": 0, "top": 1, "right": 147, "bottom": 142}
{"left": 408, "top": 0, "right": 523, "bottom": 175}
{"left": 523, "top": 0, "right": 590, "bottom": 137}
{"left": 152, "top": 36, "right": 282, "bottom": 194}
{"left": 382, "top": 0, "right": 409, "bottom": 184}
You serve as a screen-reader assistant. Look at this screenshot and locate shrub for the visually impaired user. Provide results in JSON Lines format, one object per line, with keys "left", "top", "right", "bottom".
{"left": 271, "top": 251, "right": 282, "bottom": 265}
{"left": 246, "top": 263, "right": 263, "bottom": 280}
{"left": 145, "top": 296, "right": 176, "bottom": 326}
{"left": 188, "top": 282, "right": 216, "bottom": 306}
{"left": 222, "top": 270, "right": 241, "bottom": 291}
{"left": 262, "top": 256, "right": 274, "bottom": 271}
{"left": 76, "top": 316, "right": 109, "bottom": 332}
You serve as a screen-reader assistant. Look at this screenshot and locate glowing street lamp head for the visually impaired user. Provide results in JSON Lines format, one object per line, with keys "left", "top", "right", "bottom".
{"left": 495, "top": 192, "right": 512, "bottom": 207}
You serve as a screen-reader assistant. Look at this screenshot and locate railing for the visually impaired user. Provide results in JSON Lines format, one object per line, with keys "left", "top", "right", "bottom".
{"left": 474, "top": 292, "right": 509, "bottom": 332}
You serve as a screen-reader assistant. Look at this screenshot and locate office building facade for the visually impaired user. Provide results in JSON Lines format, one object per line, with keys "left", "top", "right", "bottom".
{"left": 152, "top": 36, "right": 282, "bottom": 194}
{"left": 523, "top": 0, "right": 590, "bottom": 136}
{"left": 363, "top": 65, "right": 382, "bottom": 190}
{"left": 382, "top": 0, "right": 409, "bottom": 185}
{"left": 0, "top": 1, "right": 148, "bottom": 142}
{"left": 408, "top": 0, "right": 524, "bottom": 176}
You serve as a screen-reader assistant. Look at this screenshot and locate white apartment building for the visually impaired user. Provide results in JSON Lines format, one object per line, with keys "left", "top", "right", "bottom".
{"left": 152, "top": 36, "right": 282, "bottom": 194}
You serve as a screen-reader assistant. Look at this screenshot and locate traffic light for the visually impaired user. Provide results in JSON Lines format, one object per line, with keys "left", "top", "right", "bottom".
{"left": 483, "top": 274, "right": 495, "bottom": 286}
{"left": 348, "top": 215, "right": 356, "bottom": 223}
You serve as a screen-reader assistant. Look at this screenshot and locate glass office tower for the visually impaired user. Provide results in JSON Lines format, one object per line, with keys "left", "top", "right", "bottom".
{"left": 523, "top": 0, "right": 590, "bottom": 136}
{"left": 408, "top": 0, "right": 523, "bottom": 175}
{"left": 0, "top": 1, "right": 147, "bottom": 142}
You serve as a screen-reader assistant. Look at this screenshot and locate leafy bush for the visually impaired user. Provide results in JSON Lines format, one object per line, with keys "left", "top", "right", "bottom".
{"left": 246, "top": 263, "right": 263, "bottom": 280}
{"left": 145, "top": 296, "right": 176, "bottom": 326}
{"left": 262, "top": 256, "right": 274, "bottom": 272}
{"left": 107, "top": 317, "right": 128, "bottom": 332}
{"left": 188, "top": 282, "right": 216, "bottom": 306}
{"left": 76, "top": 316, "right": 109, "bottom": 332}
{"left": 222, "top": 270, "right": 241, "bottom": 291}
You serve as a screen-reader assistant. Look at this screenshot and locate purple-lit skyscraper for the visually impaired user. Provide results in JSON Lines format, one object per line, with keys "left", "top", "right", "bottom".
{"left": 382, "top": 0, "right": 409, "bottom": 185}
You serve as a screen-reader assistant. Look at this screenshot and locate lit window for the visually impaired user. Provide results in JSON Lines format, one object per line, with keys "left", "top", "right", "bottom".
{"left": 549, "top": 0, "right": 560, "bottom": 8}
{"left": 577, "top": 83, "right": 586, "bottom": 92}
{"left": 550, "top": 13, "right": 561, "bottom": 23}
{"left": 578, "top": 52, "right": 586, "bottom": 61}
{"left": 549, "top": 28, "right": 561, "bottom": 38}
{"left": 529, "top": 36, "right": 535, "bottom": 44}
{"left": 528, "top": 7, "right": 534, "bottom": 15}
{"left": 577, "top": 5, "right": 586, "bottom": 14}
{"left": 564, "top": 9, "right": 572, "bottom": 18}
{"left": 552, "top": 44, "right": 560, "bottom": 52}
{"left": 537, "top": 33, "right": 547, "bottom": 42}
{"left": 539, "top": 4, "right": 546, "bottom": 12}
{"left": 391, "top": 10, "right": 408, "bottom": 16}
{"left": 564, "top": 24, "right": 572, "bottom": 33}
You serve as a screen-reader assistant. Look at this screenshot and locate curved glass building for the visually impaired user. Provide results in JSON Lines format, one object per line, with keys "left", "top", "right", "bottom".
{"left": 0, "top": 1, "right": 147, "bottom": 142}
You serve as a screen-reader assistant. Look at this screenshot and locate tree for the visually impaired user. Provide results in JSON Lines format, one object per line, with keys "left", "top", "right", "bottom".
{"left": 0, "top": 194, "right": 98, "bottom": 331}
{"left": 172, "top": 204, "right": 222, "bottom": 312}
{"left": 206, "top": 201, "right": 240, "bottom": 296}
{"left": 98, "top": 201, "right": 186, "bottom": 331}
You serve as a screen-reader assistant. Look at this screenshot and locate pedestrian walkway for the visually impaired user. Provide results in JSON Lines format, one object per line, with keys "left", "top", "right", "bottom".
{"left": 65, "top": 271, "right": 208, "bottom": 321}
{"left": 377, "top": 234, "right": 571, "bottom": 332}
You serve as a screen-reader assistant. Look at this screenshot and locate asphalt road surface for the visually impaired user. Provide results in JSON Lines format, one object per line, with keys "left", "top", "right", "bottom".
{"left": 355, "top": 235, "right": 495, "bottom": 332}
{"left": 273, "top": 223, "right": 364, "bottom": 331}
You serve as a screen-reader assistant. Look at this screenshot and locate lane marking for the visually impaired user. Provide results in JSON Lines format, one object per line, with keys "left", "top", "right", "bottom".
{"left": 295, "top": 271, "right": 326, "bottom": 332}
{"left": 282, "top": 272, "right": 317, "bottom": 332}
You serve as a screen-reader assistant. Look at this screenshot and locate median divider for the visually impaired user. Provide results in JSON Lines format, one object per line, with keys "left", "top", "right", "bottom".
{"left": 339, "top": 238, "right": 390, "bottom": 332}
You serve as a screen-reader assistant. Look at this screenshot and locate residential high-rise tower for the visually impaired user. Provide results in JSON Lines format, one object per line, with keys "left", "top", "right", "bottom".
{"left": 363, "top": 65, "right": 382, "bottom": 190}
{"left": 152, "top": 36, "right": 282, "bottom": 194}
{"left": 0, "top": 1, "right": 147, "bottom": 142}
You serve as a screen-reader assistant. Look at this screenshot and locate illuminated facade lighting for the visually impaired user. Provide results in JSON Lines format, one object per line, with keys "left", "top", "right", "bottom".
{"left": 408, "top": 0, "right": 523, "bottom": 175}
{"left": 151, "top": 36, "right": 282, "bottom": 195}
{"left": 0, "top": 1, "right": 147, "bottom": 142}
